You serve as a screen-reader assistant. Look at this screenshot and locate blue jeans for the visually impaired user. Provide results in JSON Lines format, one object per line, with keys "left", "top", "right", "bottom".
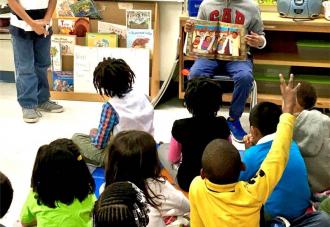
{"left": 12, "top": 35, "right": 51, "bottom": 109}
{"left": 188, "top": 58, "right": 253, "bottom": 119}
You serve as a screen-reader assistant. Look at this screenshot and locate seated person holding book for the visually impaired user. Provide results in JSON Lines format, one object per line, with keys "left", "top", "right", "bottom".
{"left": 185, "top": 0, "right": 266, "bottom": 142}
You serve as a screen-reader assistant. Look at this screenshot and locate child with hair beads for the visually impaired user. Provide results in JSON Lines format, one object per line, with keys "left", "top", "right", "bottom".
{"left": 19, "top": 139, "right": 96, "bottom": 227}
{"left": 72, "top": 58, "right": 154, "bottom": 167}
{"left": 158, "top": 77, "right": 230, "bottom": 192}
{"left": 93, "top": 181, "right": 149, "bottom": 227}
{"left": 293, "top": 81, "right": 330, "bottom": 193}
{"left": 105, "top": 130, "right": 190, "bottom": 227}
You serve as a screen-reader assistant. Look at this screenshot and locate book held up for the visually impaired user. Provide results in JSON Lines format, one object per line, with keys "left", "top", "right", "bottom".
{"left": 185, "top": 19, "right": 247, "bottom": 61}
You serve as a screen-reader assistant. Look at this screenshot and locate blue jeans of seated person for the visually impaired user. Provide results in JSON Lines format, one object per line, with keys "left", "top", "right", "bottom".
{"left": 12, "top": 34, "right": 51, "bottom": 109}
{"left": 188, "top": 58, "right": 253, "bottom": 120}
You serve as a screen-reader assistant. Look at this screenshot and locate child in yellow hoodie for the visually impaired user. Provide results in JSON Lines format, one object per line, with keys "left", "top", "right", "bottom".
{"left": 189, "top": 74, "right": 297, "bottom": 227}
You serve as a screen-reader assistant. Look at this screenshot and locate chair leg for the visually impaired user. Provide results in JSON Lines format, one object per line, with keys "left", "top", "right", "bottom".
{"left": 250, "top": 80, "right": 258, "bottom": 111}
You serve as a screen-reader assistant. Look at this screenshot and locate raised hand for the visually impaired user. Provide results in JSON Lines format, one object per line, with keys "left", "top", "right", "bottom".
{"left": 279, "top": 74, "right": 300, "bottom": 114}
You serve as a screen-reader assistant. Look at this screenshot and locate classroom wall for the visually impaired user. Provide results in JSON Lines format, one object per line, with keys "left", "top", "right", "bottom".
{"left": 159, "top": 2, "right": 182, "bottom": 81}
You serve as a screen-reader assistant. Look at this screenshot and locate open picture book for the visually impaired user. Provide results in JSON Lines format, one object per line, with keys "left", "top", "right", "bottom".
{"left": 185, "top": 19, "right": 247, "bottom": 61}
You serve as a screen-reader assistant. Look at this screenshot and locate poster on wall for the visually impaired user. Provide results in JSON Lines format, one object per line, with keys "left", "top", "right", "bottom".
{"left": 74, "top": 46, "right": 150, "bottom": 95}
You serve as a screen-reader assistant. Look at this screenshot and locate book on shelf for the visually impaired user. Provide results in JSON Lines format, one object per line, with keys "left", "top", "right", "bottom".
{"left": 69, "top": 0, "right": 101, "bottom": 19}
{"left": 51, "top": 34, "right": 76, "bottom": 56}
{"left": 56, "top": 0, "right": 77, "bottom": 17}
{"left": 127, "top": 29, "right": 153, "bottom": 51}
{"left": 50, "top": 42, "right": 62, "bottom": 71}
{"left": 98, "top": 21, "right": 127, "bottom": 39}
{"left": 126, "top": 10, "right": 152, "bottom": 29}
{"left": 52, "top": 71, "right": 74, "bottom": 92}
{"left": 185, "top": 19, "right": 247, "bottom": 61}
{"left": 255, "top": 0, "right": 277, "bottom": 5}
{"left": 57, "top": 17, "right": 89, "bottom": 37}
{"left": 86, "top": 33, "right": 118, "bottom": 47}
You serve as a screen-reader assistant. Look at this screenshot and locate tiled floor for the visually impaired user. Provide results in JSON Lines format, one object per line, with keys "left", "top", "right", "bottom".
{"left": 0, "top": 82, "right": 249, "bottom": 226}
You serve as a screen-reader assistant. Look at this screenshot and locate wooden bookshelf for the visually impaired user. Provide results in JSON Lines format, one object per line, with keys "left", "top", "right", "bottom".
{"left": 50, "top": 1, "right": 160, "bottom": 101}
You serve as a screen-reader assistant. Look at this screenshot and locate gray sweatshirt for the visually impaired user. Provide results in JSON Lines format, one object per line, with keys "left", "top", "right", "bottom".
{"left": 197, "top": 0, "right": 265, "bottom": 35}
{"left": 293, "top": 110, "right": 330, "bottom": 193}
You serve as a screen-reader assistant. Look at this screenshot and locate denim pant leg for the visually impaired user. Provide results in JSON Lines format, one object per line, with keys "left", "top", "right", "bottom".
{"left": 12, "top": 35, "right": 38, "bottom": 109}
{"left": 224, "top": 59, "right": 253, "bottom": 119}
{"left": 188, "top": 58, "right": 219, "bottom": 79}
{"left": 291, "top": 211, "right": 330, "bottom": 227}
{"left": 33, "top": 35, "right": 51, "bottom": 104}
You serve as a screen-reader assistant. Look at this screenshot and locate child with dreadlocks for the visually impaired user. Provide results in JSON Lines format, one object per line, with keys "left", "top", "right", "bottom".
{"left": 105, "top": 130, "right": 190, "bottom": 227}
{"left": 72, "top": 57, "right": 154, "bottom": 167}
{"left": 93, "top": 181, "right": 149, "bottom": 227}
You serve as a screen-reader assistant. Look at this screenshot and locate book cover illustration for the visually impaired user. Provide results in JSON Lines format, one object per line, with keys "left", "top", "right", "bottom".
{"left": 51, "top": 34, "right": 76, "bottom": 55}
{"left": 127, "top": 29, "right": 153, "bottom": 51}
{"left": 256, "top": 0, "right": 277, "bottom": 5}
{"left": 126, "top": 10, "right": 152, "bottom": 29}
{"left": 56, "top": 0, "right": 77, "bottom": 17}
{"left": 185, "top": 20, "right": 247, "bottom": 61}
{"left": 86, "top": 33, "right": 118, "bottom": 47}
{"left": 69, "top": 0, "right": 101, "bottom": 19}
{"left": 58, "top": 17, "right": 89, "bottom": 37}
{"left": 50, "top": 42, "right": 62, "bottom": 71}
{"left": 52, "top": 71, "right": 74, "bottom": 92}
{"left": 98, "top": 21, "right": 127, "bottom": 39}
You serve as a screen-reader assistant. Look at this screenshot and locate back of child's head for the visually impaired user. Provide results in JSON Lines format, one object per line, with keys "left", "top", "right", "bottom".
{"left": 185, "top": 77, "right": 223, "bottom": 117}
{"left": 93, "top": 181, "right": 149, "bottom": 227}
{"left": 249, "top": 102, "right": 282, "bottom": 136}
{"left": 31, "top": 138, "right": 95, "bottom": 208}
{"left": 202, "top": 139, "right": 241, "bottom": 184}
{"left": 93, "top": 57, "right": 135, "bottom": 98}
{"left": 0, "top": 171, "right": 13, "bottom": 218}
{"left": 297, "top": 81, "right": 317, "bottom": 110}
{"left": 105, "top": 130, "right": 162, "bottom": 208}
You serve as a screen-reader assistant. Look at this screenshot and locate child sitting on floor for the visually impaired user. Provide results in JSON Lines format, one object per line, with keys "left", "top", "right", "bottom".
{"left": 105, "top": 130, "right": 189, "bottom": 227}
{"left": 240, "top": 101, "right": 310, "bottom": 221}
{"left": 189, "top": 75, "right": 330, "bottom": 227}
{"left": 293, "top": 81, "right": 330, "bottom": 193}
{"left": 72, "top": 57, "right": 154, "bottom": 167}
{"left": 0, "top": 171, "right": 13, "bottom": 223}
{"left": 158, "top": 77, "right": 230, "bottom": 192}
{"left": 19, "top": 139, "right": 96, "bottom": 227}
{"left": 93, "top": 181, "right": 150, "bottom": 227}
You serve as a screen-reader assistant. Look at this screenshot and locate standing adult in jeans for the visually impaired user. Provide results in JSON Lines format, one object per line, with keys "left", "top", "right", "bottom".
{"left": 8, "top": 0, "right": 63, "bottom": 123}
{"left": 185, "top": 0, "right": 266, "bottom": 142}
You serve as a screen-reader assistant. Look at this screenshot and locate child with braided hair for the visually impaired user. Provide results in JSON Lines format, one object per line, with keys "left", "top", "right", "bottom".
{"left": 93, "top": 181, "right": 149, "bottom": 227}
{"left": 72, "top": 57, "right": 154, "bottom": 167}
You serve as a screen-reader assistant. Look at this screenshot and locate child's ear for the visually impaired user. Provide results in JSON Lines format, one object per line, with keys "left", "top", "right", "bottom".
{"left": 200, "top": 168, "right": 206, "bottom": 179}
{"left": 240, "top": 162, "right": 246, "bottom": 172}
